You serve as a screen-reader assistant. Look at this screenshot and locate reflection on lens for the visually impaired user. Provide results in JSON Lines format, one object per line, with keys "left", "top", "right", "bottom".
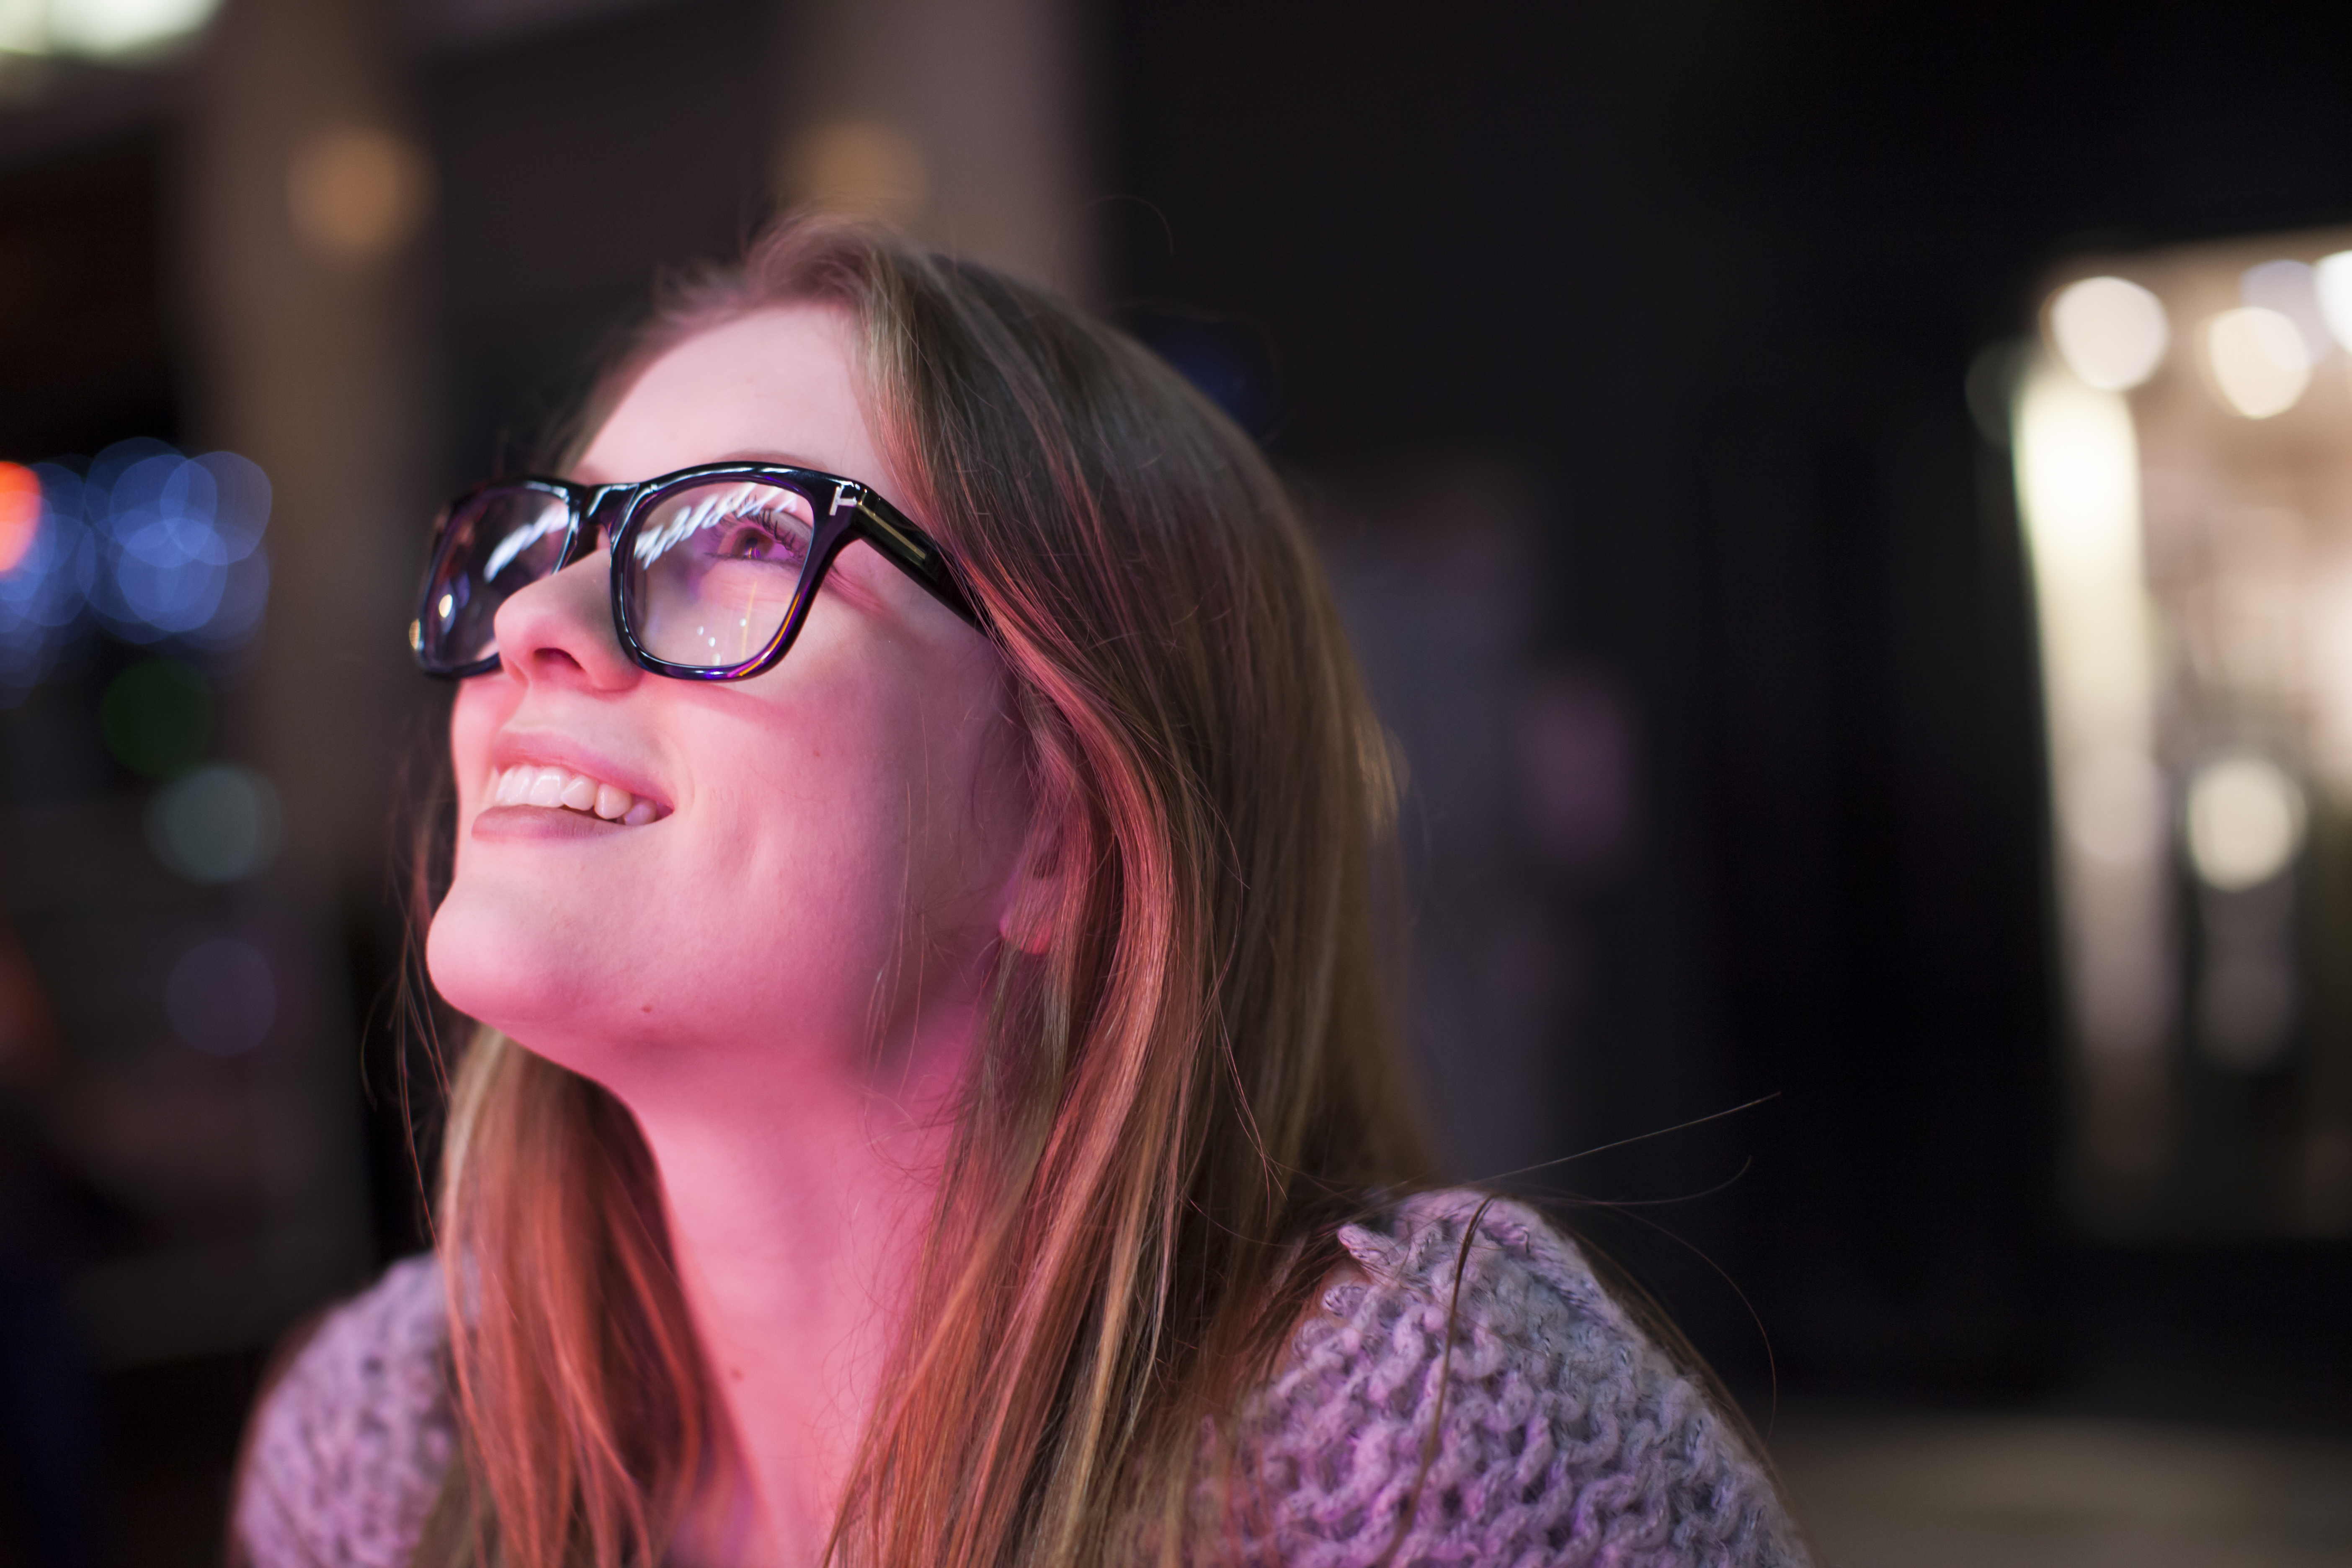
{"left": 424, "top": 488, "right": 568, "bottom": 668}
{"left": 626, "top": 479, "right": 815, "bottom": 669}
{"left": 482, "top": 500, "right": 568, "bottom": 583}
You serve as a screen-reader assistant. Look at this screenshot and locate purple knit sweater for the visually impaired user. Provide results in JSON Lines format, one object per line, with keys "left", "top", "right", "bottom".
{"left": 233, "top": 1190, "right": 1809, "bottom": 1566}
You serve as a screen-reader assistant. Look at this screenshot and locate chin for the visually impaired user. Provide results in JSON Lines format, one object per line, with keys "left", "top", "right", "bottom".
{"left": 425, "top": 881, "right": 591, "bottom": 1057}
{"left": 426, "top": 879, "right": 724, "bottom": 1100}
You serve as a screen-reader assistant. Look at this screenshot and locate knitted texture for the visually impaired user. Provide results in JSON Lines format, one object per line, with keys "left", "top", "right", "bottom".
{"left": 234, "top": 1253, "right": 457, "bottom": 1567}
{"left": 230, "top": 1192, "right": 1806, "bottom": 1568}
{"left": 1221, "top": 1190, "right": 1806, "bottom": 1566}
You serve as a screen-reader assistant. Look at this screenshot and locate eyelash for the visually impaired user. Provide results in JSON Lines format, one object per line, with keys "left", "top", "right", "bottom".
{"left": 717, "top": 506, "right": 811, "bottom": 558}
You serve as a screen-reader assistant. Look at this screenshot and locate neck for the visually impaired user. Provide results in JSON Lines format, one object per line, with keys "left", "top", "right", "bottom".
{"left": 622, "top": 1006, "right": 974, "bottom": 1567}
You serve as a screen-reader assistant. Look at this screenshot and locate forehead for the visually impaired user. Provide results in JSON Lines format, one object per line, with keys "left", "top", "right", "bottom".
{"left": 578, "top": 304, "right": 889, "bottom": 488}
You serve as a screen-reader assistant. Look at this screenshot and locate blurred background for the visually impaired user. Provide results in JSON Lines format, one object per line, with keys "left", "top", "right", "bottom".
{"left": 0, "top": 0, "right": 2348, "bottom": 1562}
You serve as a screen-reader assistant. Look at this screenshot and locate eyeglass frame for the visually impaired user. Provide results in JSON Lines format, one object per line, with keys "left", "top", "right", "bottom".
{"left": 409, "top": 460, "right": 985, "bottom": 682}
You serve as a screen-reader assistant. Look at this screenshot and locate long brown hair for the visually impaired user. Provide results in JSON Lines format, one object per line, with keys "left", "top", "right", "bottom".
{"left": 423, "top": 215, "right": 1435, "bottom": 1568}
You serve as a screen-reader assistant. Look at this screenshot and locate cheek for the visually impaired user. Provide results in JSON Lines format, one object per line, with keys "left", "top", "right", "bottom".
{"left": 447, "top": 679, "right": 513, "bottom": 837}
{"left": 420, "top": 630, "right": 1022, "bottom": 1065}
{"left": 426, "top": 680, "right": 558, "bottom": 1030}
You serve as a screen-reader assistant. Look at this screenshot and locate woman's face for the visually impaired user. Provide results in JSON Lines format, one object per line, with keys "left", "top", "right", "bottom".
{"left": 427, "top": 305, "right": 1029, "bottom": 1106}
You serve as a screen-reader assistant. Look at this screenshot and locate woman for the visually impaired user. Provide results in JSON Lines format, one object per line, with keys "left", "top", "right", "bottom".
{"left": 233, "top": 217, "right": 1807, "bottom": 1568}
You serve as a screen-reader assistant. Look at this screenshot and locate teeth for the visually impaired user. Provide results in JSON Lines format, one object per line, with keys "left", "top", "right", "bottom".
{"left": 488, "top": 763, "right": 662, "bottom": 824}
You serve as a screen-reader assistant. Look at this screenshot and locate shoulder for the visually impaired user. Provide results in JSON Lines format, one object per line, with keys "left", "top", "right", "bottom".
{"left": 1238, "top": 1189, "right": 1809, "bottom": 1568}
{"left": 232, "top": 1252, "right": 458, "bottom": 1568}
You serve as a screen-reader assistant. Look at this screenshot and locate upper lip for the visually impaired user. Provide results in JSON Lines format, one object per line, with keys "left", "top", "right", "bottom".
{"left": 487, "top": 730, "right": 671, "bottom": 811}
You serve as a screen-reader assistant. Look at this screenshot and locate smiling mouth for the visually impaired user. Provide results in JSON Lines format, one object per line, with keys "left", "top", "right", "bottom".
{"left": 488, "top": 763, "right": 666, "bottom": 826}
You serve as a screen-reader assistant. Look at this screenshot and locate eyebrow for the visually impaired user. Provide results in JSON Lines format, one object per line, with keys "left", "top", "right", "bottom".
{"left": 716, "top": 447, "right": 834, "bottom": 470}
{"left": 571, "top": 449, "right": 840, "bottom": 487}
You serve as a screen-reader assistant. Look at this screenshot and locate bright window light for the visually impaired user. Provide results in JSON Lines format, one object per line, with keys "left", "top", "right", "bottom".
{"left": 2014, "top": 358, "right": 2171, "bottom": 1061}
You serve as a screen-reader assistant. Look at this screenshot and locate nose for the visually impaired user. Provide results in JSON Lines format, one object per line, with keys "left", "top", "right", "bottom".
{"left": 490, "top": 546, "right": 640, "bottom": 691}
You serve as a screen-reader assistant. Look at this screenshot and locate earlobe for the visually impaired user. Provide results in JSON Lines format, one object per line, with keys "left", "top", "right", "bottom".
{"left": 993, "top": 777, "right": 1073, "bottom": 959}
{"left": 986, "top": 691, "right": 1067, "bottom": 959}
{"left": 997, "top": 829, "right": 1061, "bottom": 957}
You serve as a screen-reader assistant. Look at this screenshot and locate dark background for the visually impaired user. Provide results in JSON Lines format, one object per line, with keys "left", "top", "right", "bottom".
{"left": 2, "top": 0, "right": 2349, "bottom": 1561}
{"left": 1099, "top": 0, "right": 2352, "bottom": 1423}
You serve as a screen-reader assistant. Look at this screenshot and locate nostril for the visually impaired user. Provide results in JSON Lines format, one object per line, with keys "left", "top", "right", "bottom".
{"left": 528, "top": 645, "right": 590, "bottom": 675}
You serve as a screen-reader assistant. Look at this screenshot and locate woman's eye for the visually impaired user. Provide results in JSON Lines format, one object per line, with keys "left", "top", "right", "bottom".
{"left": 634, "top": 485, "right": 820, "bottom": 573}
{"left": 712, "top": 508, "right": 810, "bottom": 562}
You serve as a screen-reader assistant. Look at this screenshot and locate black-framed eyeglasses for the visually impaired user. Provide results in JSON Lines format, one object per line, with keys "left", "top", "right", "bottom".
{"left": 409, "top": 461, "right": 983, "bottom": 681}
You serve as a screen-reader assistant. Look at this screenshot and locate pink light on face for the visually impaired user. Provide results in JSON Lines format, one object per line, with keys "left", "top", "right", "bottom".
{"left": 0, "top": 463, "right": 39, "bottom": 573}
{"left": 425, "top": 306, "right": 1029, "bottom": 1102}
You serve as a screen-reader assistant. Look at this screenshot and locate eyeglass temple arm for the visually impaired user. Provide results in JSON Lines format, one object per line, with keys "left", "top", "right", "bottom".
{"left": 853, "top": 498, "right": 986, "bottom": 631}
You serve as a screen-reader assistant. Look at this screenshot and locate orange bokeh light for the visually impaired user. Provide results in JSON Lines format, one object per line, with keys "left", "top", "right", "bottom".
{"left": 0, "top": 462, "right": 39, "bottom": 574}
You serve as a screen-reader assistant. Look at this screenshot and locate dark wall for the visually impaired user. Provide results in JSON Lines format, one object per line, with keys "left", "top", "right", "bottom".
{"left": 421, "top": 0, "right": 776, "bottom": 486}
{"left": 1103, "top": 0, "right": 2352, "bottom": 1417}
{"left": 0, "top": 130, "right": 176, "bottom": 459}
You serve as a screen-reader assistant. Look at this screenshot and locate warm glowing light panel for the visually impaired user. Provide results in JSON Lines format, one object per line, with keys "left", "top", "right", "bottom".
{"left": 2018, "top": 231, "right": 2352, "bottom": 1236}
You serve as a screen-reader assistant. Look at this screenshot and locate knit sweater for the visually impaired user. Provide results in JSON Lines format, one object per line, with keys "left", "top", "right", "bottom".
{"left": 233, "top": 1190, "right": 1809, "bottom": 1567}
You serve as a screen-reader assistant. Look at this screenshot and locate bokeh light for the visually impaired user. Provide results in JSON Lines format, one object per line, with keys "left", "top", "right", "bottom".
{"left": 0, "top": 440, "right": 272, "bottom": 699}
{"left": 286, "top": 129, "right": 436, "bottom": 259}
{"left": 2047, "top": 276, "right": 2169, "bottom": 391}
{"left": 2202, "top": 307, "right": 2311, "bottom": 418}
{"left": 2314, "top": 250, "right": 2352, "bottom": 351}
{"left": 147, "top": 764, "right": 283, "bottom": 884}
{"left": 780, "top": 120, "right": 929, "bottom": 226}
{"left": 164, "top": 937, "right": 276, "bottom": 1056}
{"left": 101, "top": 658, "right": 211, "bottom": 778}
{"left": 0, "top": 462, "right": 39, "bottom": 573}
{"left": 1, "top": 0, "right": 221, "bottom": 58}
{"left": 0, "top": 462, "right": 92, "bottom": 701}
{"left": 85, "top": 444, "right": 272, "bottom": 647}
{"left": 2185, "top": 755, "right": 2306, "bottom": 891}
{"left": 2239, "top": 259, "right": 2334, "bottom": 361}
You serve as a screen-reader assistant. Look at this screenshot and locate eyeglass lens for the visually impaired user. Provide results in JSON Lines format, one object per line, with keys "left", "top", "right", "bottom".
{"left": 422, "top": 488, "right": 573, "bottom": 670}
{"left": 620, "top": 477, "right": 818, "bottom": 671}
{"left": 421, "top": 476, "right": 824, "bottom": 675}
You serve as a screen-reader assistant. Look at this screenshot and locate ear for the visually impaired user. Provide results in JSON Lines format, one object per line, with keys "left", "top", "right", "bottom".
{"left": 996, "top": 807, "right": 1063, "bottom": 957}
{"left": 985, "top": 679, "right": 1075, "bottom": 959}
